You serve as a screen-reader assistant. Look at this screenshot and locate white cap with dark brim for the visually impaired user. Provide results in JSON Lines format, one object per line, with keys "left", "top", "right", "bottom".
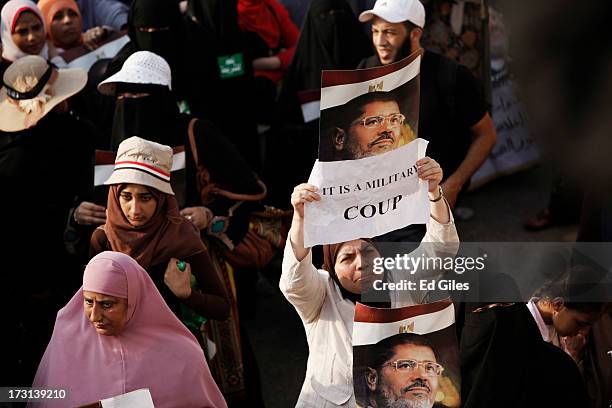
{"left": 359, "top": 0, "right": 426, "bottom": 28}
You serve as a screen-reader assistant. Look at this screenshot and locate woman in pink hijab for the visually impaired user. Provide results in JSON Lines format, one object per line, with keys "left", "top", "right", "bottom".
{"left": 31, "top": 251, "right": 227, "bottom": 408}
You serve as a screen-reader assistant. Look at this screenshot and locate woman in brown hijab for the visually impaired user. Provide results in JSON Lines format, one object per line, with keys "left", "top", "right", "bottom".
{"left": 90, "top": 136, "right": 230, "bottom": 322}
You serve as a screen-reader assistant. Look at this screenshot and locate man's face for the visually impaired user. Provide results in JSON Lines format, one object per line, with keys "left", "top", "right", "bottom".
{"left": 373, "top": 344, "right": 440, "bottom": 408}
{"left": 340, "top": 100, "right": 403, "bottom": 159}
{"left": 371, "top": 17, "right": 409, "bottom": 65}
{"left": 552, "top": 303, "right": 602, "bottom": 337}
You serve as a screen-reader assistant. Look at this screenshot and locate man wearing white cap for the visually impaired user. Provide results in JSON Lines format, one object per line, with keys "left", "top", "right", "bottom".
{"left": 358, "top": 0, "right": 496, "bottom": 217}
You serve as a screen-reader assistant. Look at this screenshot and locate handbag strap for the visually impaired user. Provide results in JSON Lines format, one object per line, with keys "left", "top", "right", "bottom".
{"left": 213, "top": 178, "right": 267, "bottom": 202}
{"left": 187, "top": 117, "right": 200, "bottom": 166}
{"left": 186, "top": 117, "right": 267, "bottom": 201}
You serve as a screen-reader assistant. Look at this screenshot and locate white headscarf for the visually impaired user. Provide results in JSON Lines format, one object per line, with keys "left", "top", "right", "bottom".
{"left": 1, "top": 0, "right": 49, "bottom": 62}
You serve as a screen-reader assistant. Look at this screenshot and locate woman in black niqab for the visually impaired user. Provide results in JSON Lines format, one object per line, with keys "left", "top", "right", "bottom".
{"left": 181, "top": 0, "right": 261, "bottom": 171}
{"left": 276, "top": 0, "right": 373, "bottom": 124}
{"left": 106, "top": 0, "right": 187, "bottom": 97}
{"left": 265, "top": 0, "right": 373, "bottom": 207}
{"left": 111, "top": 83, "right": 181, "bottom": 150}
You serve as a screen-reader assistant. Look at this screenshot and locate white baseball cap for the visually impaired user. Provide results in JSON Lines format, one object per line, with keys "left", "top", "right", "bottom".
{"left": 359, "top": 0, "right": 425, "bottom": 28}
{"left": 98, "top": 51, "right": 172, "bottom": 96}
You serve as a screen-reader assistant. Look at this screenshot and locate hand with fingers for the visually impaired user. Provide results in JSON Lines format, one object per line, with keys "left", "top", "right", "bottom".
{"left": 291, "top": 183, "right": 321, "bottom": 219}
{"left": 289, "top": 183, "right": 320, "bottom": 261}
{"left": 164, "top": 257, "right": 192, "bottom": 299}
{"left": 180, "top": 206, "right": 212, "bottom": 230}
{"left": 417, "top": 157, "right": 451, "bottom": 224}
{"left": 74, "top": 201, "right": 107, "bottom": 226}
{"left": 82, "top": 26, "right": 110, "bottom": 50}
{"left": 416, "top": 156, "right": 443, "bottom": 195}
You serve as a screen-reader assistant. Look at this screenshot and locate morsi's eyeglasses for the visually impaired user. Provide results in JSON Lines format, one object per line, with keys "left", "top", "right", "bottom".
{"left": 352, "top": 113, "right": 405, "bottom": 129}
{"left": 382, "top": 359, "right": 444, "bottom": 376}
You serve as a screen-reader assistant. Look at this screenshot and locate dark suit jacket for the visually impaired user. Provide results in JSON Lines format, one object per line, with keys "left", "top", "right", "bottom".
{"left": 460, "top": 303, "right": 590, "bottom": 408}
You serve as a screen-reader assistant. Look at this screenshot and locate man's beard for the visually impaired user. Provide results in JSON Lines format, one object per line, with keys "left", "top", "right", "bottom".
{"left": 345, "top": 141, "right": 369, "bottom": 159}
{"left": 374, "top": 378, "right": 435, "bottom": 408}
{"left": 344, "top": 131, "right": 397, "bottom": 159}
{"left": 376, "top": 395, "right": 434, "bottom": 408}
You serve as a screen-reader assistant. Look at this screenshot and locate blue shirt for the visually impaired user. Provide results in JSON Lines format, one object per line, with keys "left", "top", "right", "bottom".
{"left": 77, "top": 0, "right": 129, "bottom": 31}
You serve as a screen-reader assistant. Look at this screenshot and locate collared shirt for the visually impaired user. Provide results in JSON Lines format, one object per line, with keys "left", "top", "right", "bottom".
{"left": 527, "top": 298, "right": 550, "bottom": 342}
{"left": 527, "top": 298, "right": 561, "bottom": 347}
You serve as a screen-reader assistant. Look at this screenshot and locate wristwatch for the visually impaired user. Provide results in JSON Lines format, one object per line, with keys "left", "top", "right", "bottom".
{"left": 429, "top": 185, "right": 444, "bottom": 202}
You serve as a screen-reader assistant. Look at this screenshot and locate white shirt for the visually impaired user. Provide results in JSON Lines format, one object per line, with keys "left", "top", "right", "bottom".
{"left": 280, "top": 210, "right": 459, "bottom": 407}
{"left": 526, "top": 299, "right": 560, "bottom": 346}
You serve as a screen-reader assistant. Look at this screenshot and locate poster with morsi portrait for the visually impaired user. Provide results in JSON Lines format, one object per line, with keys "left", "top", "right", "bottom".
{"left": 353, "top": 300, "right": 460, "bottom": 408}
{"left": 304, "top": 49, "right": 430, "bottom": 247}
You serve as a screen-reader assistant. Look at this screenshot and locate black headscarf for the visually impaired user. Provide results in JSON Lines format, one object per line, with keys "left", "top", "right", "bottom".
{"left": 277, "top": 0, "right": 373, "bottom": 124}
{"left": 127, "top": 0, "right": 184, "bottom": 71}
{"left": 106, "top": 0, "right": 187, "bottom": 96}
{"left": 187, "top": 0, "right": 243, "bottom": 50}
{"left": 180, "top": 0, "right": 260, "bottom": 170}
{"left": 111, "top": 83, "right": 182, "bottom": 149}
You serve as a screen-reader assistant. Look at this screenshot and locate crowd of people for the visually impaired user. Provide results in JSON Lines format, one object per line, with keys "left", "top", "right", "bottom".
{"left": 0, "top": 0, "right": 610, "bottom": 407}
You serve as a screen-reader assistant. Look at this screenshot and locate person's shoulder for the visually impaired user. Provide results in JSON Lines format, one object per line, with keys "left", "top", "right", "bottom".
{"left": 536, "top": 341, "right": 590, "bottom": 404}
{"left": 90, "top": 227, "right": 110, "bottom": 251}
{"left": 266, "top": 0, "right": 292, "bottom": 17}
{"left": 538, "top": 340, "right": 579, "bottom": 370}
{"left": 423, "top": 50, "right": 457, "bottom": 72}
{"left": 357, "top": 55, "right": 381, "bottom": 69}
{"left": 427, "top": 50, "right": 478, "bottom": 85}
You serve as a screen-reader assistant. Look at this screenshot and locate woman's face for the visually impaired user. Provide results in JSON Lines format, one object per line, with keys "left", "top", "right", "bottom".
{"left": 83, "top": 290, "right": 128, "bottom": 336}
{"left": 50, "top": 8, "right": 82, "bottom": 48}
{"left": 11, "top": 11, "right": 45, "bottom": 55}
{"left": 118, "top": 184, "right": 158, "bottom": 227}
{"left": 334, "top": 239, "right": 380, "bottom": 294}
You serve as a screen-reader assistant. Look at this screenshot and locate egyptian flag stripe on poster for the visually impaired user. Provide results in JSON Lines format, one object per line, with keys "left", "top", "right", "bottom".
{"left": 352, "top": 300, "right": 455, "bottom": 346}
{"left": 94, "top": 147, "right": 185, "bottom": 187}
{"left": 320, "top": 50, "right": 422, "bottom": 110}
{"left": 298, "top": 89, "right": 321, "bottom": 123}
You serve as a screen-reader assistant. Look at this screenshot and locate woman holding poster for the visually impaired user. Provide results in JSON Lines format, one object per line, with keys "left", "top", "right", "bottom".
{"left": 280, "top": 156, "right": 459, "bottom": 407}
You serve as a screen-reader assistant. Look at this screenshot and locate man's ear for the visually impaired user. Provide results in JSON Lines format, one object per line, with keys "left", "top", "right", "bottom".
{"left": 410, "top": 27, "right": 423, "bottom": 44}
{"left": 366, "top": 367, "right": 378, "bottom": 392}
{"left": 334, "top": 127, "right": 346, "bottom": 151}
{"left": 552, "top": 297, "right": 565, "bottom": 312}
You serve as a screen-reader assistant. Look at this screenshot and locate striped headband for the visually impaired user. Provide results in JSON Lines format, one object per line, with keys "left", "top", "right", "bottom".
{"left": 112, "top": 160, "right": 171, "bottom": 183}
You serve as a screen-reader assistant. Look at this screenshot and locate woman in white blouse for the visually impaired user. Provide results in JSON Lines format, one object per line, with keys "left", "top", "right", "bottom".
{"left": 280, "top": 156, "right": 459, "bottom": 407}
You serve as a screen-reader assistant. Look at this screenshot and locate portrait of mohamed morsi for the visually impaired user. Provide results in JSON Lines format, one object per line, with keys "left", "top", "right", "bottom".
{"left": 318, "top": 64, "right": 420, "bottom": 162}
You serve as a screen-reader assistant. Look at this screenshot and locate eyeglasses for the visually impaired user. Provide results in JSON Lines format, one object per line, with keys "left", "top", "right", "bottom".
{"left": 352, "top": 113, "right": 405, "bottom": 129}
{"left": 383, "top": 359, "right": 444, "bottom": 376}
